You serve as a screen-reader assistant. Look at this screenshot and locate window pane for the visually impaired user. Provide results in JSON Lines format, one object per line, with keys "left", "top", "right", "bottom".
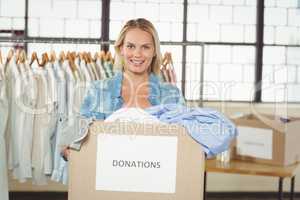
{"left": 185, "top": 46, "right": 203, "bottom": 100}
{"left": 202, "top": 45, "right": 255, "bottom": 101}
{"left": 27, "top": 43, "right": 101, "bottom": 56}
{"left": 187, "top": 1, "right": 256, "bottom": 43}
{"left": 0, "top": 17, "right": 12, "bottom": 30}
{"left": 110, "top": 0, "right": 183, "bottom": 41}
{"left": 264, "top": 0, "right": 300, "bottom": 45}
{"left": 28, "top": 0, "right": 101, "bottom": 38}
{"left": 262, "top": 46, "right": 300, "bottom": 102}
{"left": 0, "top": 0, "right": 25, "bottom": 17}
{"left": 0, "top": 0, "right": 25, "bottom": 30}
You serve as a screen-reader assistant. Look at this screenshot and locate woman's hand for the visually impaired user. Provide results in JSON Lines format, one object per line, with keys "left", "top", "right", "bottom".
{"left": 61, "top": 146, "right": 70, "bottom": 161}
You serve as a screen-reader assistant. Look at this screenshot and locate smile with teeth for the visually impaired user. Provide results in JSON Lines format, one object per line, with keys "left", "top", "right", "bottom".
{"left": 130, "top": 59, "right": 144, "bottom": 65}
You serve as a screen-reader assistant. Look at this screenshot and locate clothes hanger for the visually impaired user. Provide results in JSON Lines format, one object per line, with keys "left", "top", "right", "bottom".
{"left": 6, "top": 49, "right": 14, "bottom": 64}
{"left": 79, "top": 52, "right": 86, "bottom": 64}
{"left": 83, "top": 52, "right": 90, "bottom": 64}
{"left": 94, "top": 52, "right": 98, "bottom": 61}
{"left": 106, "top": 51, "right": 113, "bottom": 62}
{"left": 40, "top": 53, "right": 49, "bottom": 67}
{"left": 168, "top": 52, "right": 173, "bottom": 66}
{"left": 161, "top": 52, "right": 169, "bottom": 69}
{"left": 59, "top": 51, "right": 66, "bottom": 63}
{"left": 15, "top": 49, "right": 26, "bottom": 65}
{"left": 30, "top": 51, "right": 39, "bottom": 66}
{"left": 67, "top": 51, "right": 77, "bottom": 72}
{"left": 19, "top": 49, "right": 27, "bottom": 64}
{"left": 0, "top": 50, "right": 3, "bottom": 65}
{"left": 50, "top": 50, "right": 56, "bottom": 63}
{"left": 103, "top": 51, "right": 109, "bottom": 62}
{"left": 87, "top": 52, "right": 94, "bottom": 63}
{"left": 99, "top": 50, "right": 105, "bottom": 61}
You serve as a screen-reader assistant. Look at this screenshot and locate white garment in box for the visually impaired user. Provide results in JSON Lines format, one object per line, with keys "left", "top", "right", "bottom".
{"left": 236, "top": 126, "right": 273, "bottom": 160}
{"left": 105, "top": 107, "right": 160, "bottom": 124}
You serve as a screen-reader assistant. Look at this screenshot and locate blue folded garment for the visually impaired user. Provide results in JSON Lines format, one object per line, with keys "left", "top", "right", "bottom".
{"left": 146, "top": 104, "right": 238, "bottom": 157}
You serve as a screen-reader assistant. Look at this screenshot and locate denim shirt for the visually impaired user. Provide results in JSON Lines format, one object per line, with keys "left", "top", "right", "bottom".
{"left": 80, "top": 72, "right": 185, "bottom": 119}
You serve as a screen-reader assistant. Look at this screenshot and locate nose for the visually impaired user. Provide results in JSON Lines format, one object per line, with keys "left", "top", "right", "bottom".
{"left": 133, "top": 47, "right": 142, "bottom": 57}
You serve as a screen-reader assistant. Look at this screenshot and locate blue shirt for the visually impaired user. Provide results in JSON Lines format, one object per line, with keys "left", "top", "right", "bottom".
{"left": 146, "top": 104, "right": 238, "bottom": 157}
{"left": 80, "top": 72, "right": 185, "bottom": 119}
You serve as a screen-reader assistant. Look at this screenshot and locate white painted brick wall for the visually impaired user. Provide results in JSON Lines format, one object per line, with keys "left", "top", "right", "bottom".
{"left": 263, "top": 46, "right": 286, "bottom": 65}
{"left": 233, "top": 6, "right": 256, "bottom": 25}
{"left": 210, "top": 5, "right": 233, "bottom": 23}
{"left": 221, "top": 24, "right": 244, "bottom": 42}
{"left": 275, "top": 26, "right": 298, "bottom": 44}
{"left": 265, "top": 8, "right": 288, "bottom": 26}
{"left": 232, "top": 46, "right": 255, "bottom": 64}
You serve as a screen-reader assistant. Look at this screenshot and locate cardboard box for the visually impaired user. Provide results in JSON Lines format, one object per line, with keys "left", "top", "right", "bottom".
{"left": 69, "top": 121, "right": 205, "bottom": 200}
{"left": 231, "top": 113, "right": 300, "bottom": 166}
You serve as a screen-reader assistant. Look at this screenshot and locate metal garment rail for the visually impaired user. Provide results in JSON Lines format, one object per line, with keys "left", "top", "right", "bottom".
{"left": 0, "top": 37, "right": 112, "bottom": 45}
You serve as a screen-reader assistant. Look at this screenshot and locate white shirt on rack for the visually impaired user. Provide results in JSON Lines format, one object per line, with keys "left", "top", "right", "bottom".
{"left": 7, "top": 57, "right": 24, "bottom": 176}
{"left": 95, "top": 57, "right": 107, "bottom": 79}
{"left": 12, "top": 62, "right": 37, "bottom": 182}
{"left": 0, "top": 62, "right": 9, "bottom": 200}
{"left": 31, "top": 62, "right": 51, "bottom": 185}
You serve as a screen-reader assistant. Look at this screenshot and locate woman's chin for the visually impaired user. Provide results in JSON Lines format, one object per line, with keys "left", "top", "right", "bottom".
{"left": 128, "top": 68, "right": 148, "bottom": 75}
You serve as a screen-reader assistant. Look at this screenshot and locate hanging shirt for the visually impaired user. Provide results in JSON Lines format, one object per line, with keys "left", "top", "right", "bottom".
{"left": 51, "top": 60, "right": 68, "bottom": 184}
{"left": 145, "top": 104, "right": 238, "bottom": 157}
{"left": 12, "top": 62, "right": 37, "bottom": 182}
{"left": 44, "top": 63, "right": 59, "bottom": 175}
{"left": 79, "top": 60, "right": 91, "bottom": 82}
{"left": 95, "top": 57, "right": 107, "bottom": 79}
{"left": 7, "top": 57, "right": 24, "bottom": 175}
{"left": 31, "top": 63, "right": 51, "bottom": 185}
{"left": 103, "top": 60, "right": 114, "bottom": 78}
{"left": 0, "top": 62, "right": 9, "bottom": 200}
{"left": 88, "top": 62, "right": 100, "bottom": 80}
{"left": 85, "top": 61, "right": 96, "bottom": 81}
{"left": 93, "top": 57, "right": 103, "bottom": 80}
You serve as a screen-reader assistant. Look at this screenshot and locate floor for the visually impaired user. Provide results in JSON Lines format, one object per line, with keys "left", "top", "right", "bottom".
{"left": 8, "top": 192, "right": 300, "bottom": 200}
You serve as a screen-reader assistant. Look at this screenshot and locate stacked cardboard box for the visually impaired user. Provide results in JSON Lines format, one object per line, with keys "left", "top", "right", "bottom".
{"left": 231, "top": 113, "right": 300, "bottom": 166}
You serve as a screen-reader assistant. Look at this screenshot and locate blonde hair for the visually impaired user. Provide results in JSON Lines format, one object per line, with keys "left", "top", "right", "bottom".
{"left": 114, "top": 18, "right": 161, "bottom": 75}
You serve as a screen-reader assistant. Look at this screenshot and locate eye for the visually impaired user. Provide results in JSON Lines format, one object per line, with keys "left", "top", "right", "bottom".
{"left": 126, "top": 44, "right": 135, "bottom": 49}
{"left": 142, "top": 45, "right": 151, "bottom": 50}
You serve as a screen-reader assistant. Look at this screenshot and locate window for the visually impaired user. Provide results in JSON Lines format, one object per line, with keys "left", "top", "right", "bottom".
{"left": 262, "top": 0, "right": 300, "bottom": 102}
{"left": 187, "top": 0, "right": 257, "bottom": 101}
{"left": 28, "top": 0, "right": 101, "bottom": 38}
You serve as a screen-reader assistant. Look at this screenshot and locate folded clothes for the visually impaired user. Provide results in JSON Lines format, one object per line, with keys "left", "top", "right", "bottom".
{"left": 145, "top": 104, "right": 238, "bottom": 157}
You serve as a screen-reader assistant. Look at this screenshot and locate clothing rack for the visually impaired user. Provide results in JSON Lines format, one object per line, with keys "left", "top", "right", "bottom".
{"left": 0, "top": 36, "right": 205, "bottom": 107}
{"left": 0, "top": 37, "right": 112, "bottom": 45}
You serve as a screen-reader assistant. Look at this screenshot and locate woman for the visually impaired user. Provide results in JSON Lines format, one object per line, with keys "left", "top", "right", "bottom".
{"left": 62, "top": 18, "right": 185, "bottom": 159}
{"left": 80, "top": 18, "right": 185, "bottom": 119}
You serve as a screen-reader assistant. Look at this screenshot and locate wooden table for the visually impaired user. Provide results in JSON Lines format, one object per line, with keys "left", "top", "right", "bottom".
{"left": 204, "top": 159, "right": 299, "bottom": 200}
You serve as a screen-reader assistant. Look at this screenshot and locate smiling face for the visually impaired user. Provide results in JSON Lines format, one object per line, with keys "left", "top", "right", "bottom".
{"left": 120, "top": 28, "right": 155, "bottom": 76}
